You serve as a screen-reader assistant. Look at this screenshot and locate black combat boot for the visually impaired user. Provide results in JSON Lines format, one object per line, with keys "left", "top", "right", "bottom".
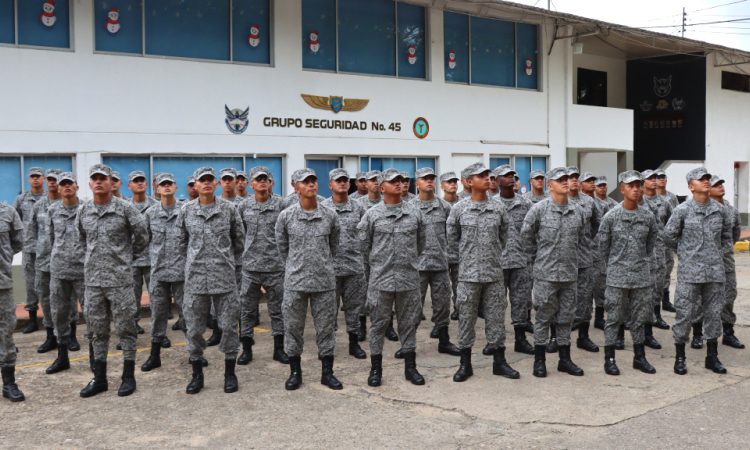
{"left": 358, "top": 316, "right": 367, "bottom": 342}
{"left": 604, "top": 345, "right": 619, "bottom": 375}
{"left": 437, "top": 327, "right": 460, "bottom": 356}
{"left": 385, "top": 316, "right": 399, "bottom": 342}
{"left": 493, "top": 347, "right": 519, "bottom": 379}
{"left": 546, "top": 324, "right": 559, "bottom": 353}
{"left": 430, "top": 325, "right": 439, "bottom": 339}
{"left": 80, "top": 360, "right": 108, "bottom": 398}
{"left": 68, "top": 322, "right": 80, "bottom": 351}
{"left": 186, "top": 359, "right": 204, "bottom": 394}
{"left": 135, "top": 322, "right": 145, "bottom": 335}
{"left": 674, "top": 343, "right": 687, "bottom": 375}
{"left": 691, "top": 323, "right": 704, "bottom": 349}
{"left": 482, "top": 343, "right": 493, "bottom": 355}
{"left": 224, "top": 358, "right": 239, "bottom": 393}
{"left": 557, "top": 345, "right": 584, "bottom": 376}
{"left": 23, "top": 310, "right": 39, "bottom": 334}
{"left": 453, "top": 348, "right": 473, "bottom": 382}
{"left": 141, "top": 342, "right": 162, "bottom": 372}
{"left": 348, "top": 332, "right": 366, "bottom": 359}
{"left": 88, "top": 342, "right": 95, "bottom": 373}
{"left": 118, "top": 360, "right": 137, "bottom": 396}
{"left": 1, "top": 367, "right": 25, "bottom": 402}
{"left": 533, "top": 345, "right": 547, "bottom": 378}
{"left": 524, "top": 309, "right": 534, "bottom": 334}
{"left": 644, "top": 324, "right": 661, "bottom": 349}
{"left": 37, "top": 327, "right": 58, "bottom": 353}
{"left": 320, "top": 355, "right": 343, "bottom": 390}
{"left": 162, "top": 336, "right": 171, "bottom": 348}
{"left": 722, "top": 323, "right": 745, "bottom": 349}
{"left": 394, "top": 348, "right": 405, "bottom": 359}
{"left": 576, "top": 322, "right": 599, "bottom": 352}
{"left": 615, "top": 324, "right": 625, "bottom": 350}
{"left": 513, "top": 326, "right": 534, "bottom": 355}
{"left": 237, "top": 336, "right": 254, "bottom": 365}
{"left": 404, "top": 351, "right": 425, "bottom": 385}
{"left": 368, "top": 354, "right": 383, "bottom": 387}
{"left": 633, "top": 343, "right": 656, "bottom": 374}
{"left": 46, "top": 344, "right": 70, "bottom": 374}
{"left": 273, "top": 335, "right": 290, "bottom": 364}
{"left": 654, "top": 305, "right": 670, "bottom": 330}
{"left": 206, "top": 313, "right": 214, "bottom": 329}
{"left": 594, "top": 306, "right": 605, "bottom": 330}
{"left": 172, "top": 321, "right": 181, "bottom": 331}
{"left": 662, "top": 289, "right": 676, "bottom": 312}
{"left": 705, "top": 341, "right": 727, "bottom": 374}
{"left": 206, "top": 320, "right": 222, "bottom": 347}
{"left": 285, "top": 356, "right": 302, "bottom": 390}
{"left": 451, "top": 309, "right": 459, "bottom": 321}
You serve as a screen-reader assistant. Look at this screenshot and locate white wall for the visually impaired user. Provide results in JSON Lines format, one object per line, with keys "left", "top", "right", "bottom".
{"left": 662, "top": 161, "right": 703, "bottom": 198}
{"left": 567, "top": 104, "right": 633, "bottom": 151}
{"left": 579, "top": 151, "right": 619, "bottom": 195}
{"left": 572, "top": 53, "right": 627, "bottom": 109}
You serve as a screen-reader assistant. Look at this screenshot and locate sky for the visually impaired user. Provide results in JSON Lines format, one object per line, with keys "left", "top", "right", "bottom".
{"left": 510, "top": 0, "right": 750, "bottom": 52}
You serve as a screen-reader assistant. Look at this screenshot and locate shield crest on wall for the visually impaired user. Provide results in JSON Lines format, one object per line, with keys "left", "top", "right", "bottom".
{"left": 330, "top": 96, "right": 343, "bottom": 113}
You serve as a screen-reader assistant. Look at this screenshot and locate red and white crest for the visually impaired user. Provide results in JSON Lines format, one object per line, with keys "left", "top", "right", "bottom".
{"left": 448, "top": 50, "right": 456, "bottom": 69}
{"left": 40, "top": 0, "right": 56, "bottom": 27}
{"left": 407, "top": 45, "right": 416, "bottom": 64}
{"left": 106, "top": 8, "right": 120, "bottom": 34}
{"left": 309, "top": 31, "right": 320, "bottom": 53}
{"left": 525, "top": 58, "right": 533, "bottom": 76}
{"left": 248, "top": 25, "right": 260, "bottom": 47}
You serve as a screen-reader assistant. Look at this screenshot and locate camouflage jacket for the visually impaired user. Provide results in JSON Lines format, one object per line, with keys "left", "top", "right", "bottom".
{"left": 282, "top": 193, "right": 326, "bottom": 211}
{"left": 494, "top": 194, "right": 533, "bottom": 270}
{"left": 411, "top": 196, "right": 451, "bottom": 272}
{"left": 0, "top": 204, "right": 24, "bottom": 289}
{"left": 237, "top": 194, "right": 285, "bottom": 273}
{"left": 145, "top": 203, "right": 187, "bottom": 283}
{"left": 13, "top": 190, "right": 45, "bottom": 253}
{"left": 640, "top": 194, "right": 673, "bottom": 265}
{"left": 358, "top": 195, "right": 383, "bottom": 211}
{"left": 598, "top": 205, "right": 658, "bottom": 289}
{"left": 128, "top": 196, "right": 159, "bottom": 267}
{"left": 28, "top": 196, "right": 61, "bottom": 272}
{"left": 523, "top": 191, "right": 549, "bottom": 205}
{"left": 567, "top": 194, "right": 600, "bottom": 269}
{"left": 719, "top": 199, "right": 741, "bottom": 274}
{"left": 321, "top": 197, "right": 366, "bottom": 277}
{"left": 46, "top": 200, "right": 85, "bottom": 280}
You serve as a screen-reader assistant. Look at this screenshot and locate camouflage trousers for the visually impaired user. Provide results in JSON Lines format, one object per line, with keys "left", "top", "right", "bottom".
{"left": 184, "top": 291, "right": 240, "bottom": 362}
{"left": 692, "top": 271, "right": 738, "bottom": 326}
{"left": 649, "top": 258, "right": 666, "bottom": 309}
{"left": 360, "top": 263, "right": 371, "bottom": 318}
{"left": 456, "top": 280, "right": 507, "bottom": 350}
{"left": 85, "top": 285, "right": 138, "bottom": 362}
{"left": 419, "top": 270, "right": 451, "bottom": 329}
{"left": 533, "top": 280, "right": 576, "bottom": 347}
{"left": 240, "top": 271, "right": 284, "bottom": 339}
{"left": 368, "top": 289, "right": 420, "bottom": 356}
{"left": 0, "top": 289, "right": 16, "bottom": 369}
{"left": 209, "top": 266, "right": 241, "bottom": 318}
{"left": 149, "top": 280, "right": 184, "bottom": 343}
{"left": 592, "top": 261, "right": 606, "bottom": 308}
{"left": 449, "top": 263, "right": 459, "bottom": 309}
{"left": 504, "top": 267, "right": 532, "bottom": 328}
{"left": 283, "top": 289, "right": 336, "bottom": 358}
{"left": 574, "top": 266, "right": 597, "bottom": 324}
{"left": 22, "top": 253, "right": 39, "bottom": 312}
{"left": 603, "top": 286, "right": 650, "bottom": 346}
{"left": 34, "top": 270, "right": 54, "bottom": 329}
{"left": 336, "top": 274, "right": 366, "bottom": 334}
{"left": 673, "top": 281, "right": 723, "bottom": 344}
{"left": 663, "top": 250, "right": 676, "bottom": 291}
{"left": 131, "top": 266, "right": 151, "bottom": 321}
{"left": 50, "top": 277, "right": 87, "bottom": 345}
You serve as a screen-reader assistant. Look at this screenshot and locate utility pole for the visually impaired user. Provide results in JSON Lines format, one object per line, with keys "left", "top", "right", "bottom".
{"left": 682, "top": 7, "right": 686, "bottom": 38}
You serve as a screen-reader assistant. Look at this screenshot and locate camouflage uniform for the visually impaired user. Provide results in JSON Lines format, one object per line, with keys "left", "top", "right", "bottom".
{"left": 457, "top": 191, "right": 470, "bottom": 201}
{"left": 719, "top": 200, "right": 741, "bottom": 325}
{"left": 640, "top": 191, "right": 673, "bottom": 311}
{"left": 358, "top": 195, "right": 383, "bottom": 211}
{"left": 76, "top": 194, "right": 149, "bottom": 363}
{"left": 0, "top": 204, "right": 24, "bottom": 369}
{"left": 321, "top": 196, "right": 367, "bottom": 333}
{"left": 28, "top": 195, "right": 62, "bottom": 329}
{"left": 593, "top": 195, "right": 619, "bottom": 308}
{"left": 598, "top": 203, "right": 658, "bottom": 346}
{"left": 128, "top": 193, "right": 158, "bottom": 322}
{"left": 281, "top": 192, "right": 326, "bottom": 210}
{"left": 275, "top": 202, "right": 340, "bottom": 358}
{"left": 178, "top": 192, "right": 245, "bottom": 362}
{"left": 566, "top": 185, "right": 601, "bottom": 325}
{"left": 439, "top": 172, "right": 461, "bottom": 310}
{"left": 523, "top": 192, "right": 549, "bottom": 204}
{"left": 12, "top": 173, "right": 45, "bottom": 314}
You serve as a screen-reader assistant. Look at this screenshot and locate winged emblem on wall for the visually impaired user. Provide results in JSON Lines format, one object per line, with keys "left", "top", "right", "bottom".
{"left": 301, "top": 94, "right": 370, "bottom": 113}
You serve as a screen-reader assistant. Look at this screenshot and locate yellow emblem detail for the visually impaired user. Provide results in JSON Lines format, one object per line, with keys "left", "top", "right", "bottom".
{"left": 301, "top": 94, "right": 370, "bottom": 112}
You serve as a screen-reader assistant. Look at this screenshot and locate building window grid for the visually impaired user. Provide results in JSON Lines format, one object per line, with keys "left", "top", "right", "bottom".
{"left": 2, "top": 154, "right": 77, "bottom": 194}
{"left": 0, "top": 0, "right": 74, "bottom": 51}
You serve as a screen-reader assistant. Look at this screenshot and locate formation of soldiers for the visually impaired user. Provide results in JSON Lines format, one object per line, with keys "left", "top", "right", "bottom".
{"left": 0, "top": 161, "right": 743, "bottom": 403}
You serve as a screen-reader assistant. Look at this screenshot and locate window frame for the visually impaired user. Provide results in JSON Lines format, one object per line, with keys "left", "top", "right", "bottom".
{"left": 302, "top": 0, "right": 431, "bottom": 82}
{"left": 490, "top": 154, "right": 549, "bottom": 191}
{"left": 0, "top": 0, "right": 75, "bottom": 52}
{"left": 92, "top": 0, "right": 275, "bottom": 68}
{"left": 721, "top": 70, "right": 750, "bottom": 94}
{"left": 5, "top": 154, "right": 78, "bottom": 194}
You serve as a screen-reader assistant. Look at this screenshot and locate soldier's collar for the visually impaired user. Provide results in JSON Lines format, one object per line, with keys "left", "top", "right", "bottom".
{"left": 296, "top": 205, "right": 323, "bottom": 220}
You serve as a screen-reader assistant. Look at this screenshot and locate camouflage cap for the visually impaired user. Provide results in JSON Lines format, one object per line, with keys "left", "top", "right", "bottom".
{"left": 618, "top": 170, "right": 642, "bottom": 184}
{"left": 545, "top": 167, "right": 567, "bottom": 183}
{"left": 378, "top": 168, "right": 402, "bottom": 184}
{"left": 111, "top": 171, "right": 121, "bottom": 181}
{"left": 710, "top": 174, "right": 725, "bottom": 186}
{"left": 365, "top": 170, "right": 381, "bottom": 181}
{"left": 461, "top": 163, "right": 490, "bottom": 180}
{"left": 492, "top": 164, "right": 515, "bottom": 177}
{"left": 355, "top": 172, "right": 366, "bottom": 180}
{"left": 187, "top": 176, "right": 196, "bottom": 185}
{"left": 249, "top": 166, "right": 269, "bottom": 180}
{"left": 641, "top": 169, "right": 656, "bottom": 179}
{"left": 268, "top": 172, "right": 274, "bottom": 182}
{"left": 595, "top": 176, "right": 609, "bottom": 186}
{"left": 566, "top": 166, "right": 580, "bottom": 176}
{"left": 28, "top": 167, "right": 44, "bottom": 176}
{"left": 194, "top": 166, "right": 216, "bottom": 180}
{"left": 152, "top": 172, "right": 163, "bottom": 182}
{"left": 237, "top": 170, "right": 248, "bottom": 180}
{"left": 295, "top": 168, "right": 317, "bottom": 183}
{"left": 686, "top": 167, "right": 711, "bottom": 184}
{"left": 654, "top": 169, "right": 666, "bottom": 177}
{"left": 89, "top": 164, "right": 112, "bottom": 178}
{"left": 290, "top": 169, "right": 306, "bottom": 183}
{"left": 329, "top": 168, "right": 350, "bottom": 181}
{"left": 58, "top": 172, "right": 76, "bottom": 183}
{"left": 156, "top": 172, "right": 176, "bottom": 185}
{"left": 415, "top": 167, "right": 435, "bottom": 179}
{"left": 128, "top": 170, "right": 147, "bottom": 183}
{"left": 439, "top": 171, "right": 459, "bottom": 183}
{"left": 220, "top": 167, "right": 237, "bottom": 179}
{"left": 399, "top": 171, "right": 411, "bottom": 180}
{"left": 580, "top": 172, "right": 596, "bottom": 182}
{"left": 529, "top": 169, "right": 545, "bottom": 179}
{"left": 45, "top": 169, "right": 61, "bottom": 180}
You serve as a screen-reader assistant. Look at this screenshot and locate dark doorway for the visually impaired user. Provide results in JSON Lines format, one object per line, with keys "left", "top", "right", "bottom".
{"left": 577, "top": 68, "right": 608, "bottom": 107}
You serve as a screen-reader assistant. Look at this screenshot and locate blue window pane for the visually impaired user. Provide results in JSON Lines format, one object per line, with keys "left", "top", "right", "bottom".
{"left": 517, "top": 23, "right": 538, "bottom": 89}
{"left": 233, "top": 0, "right": 270, "bottom": 64}
{"left": 145, "top": 0, "right": 230, "bottom": 61}
{"left": 338, "top": 0, "right": 395, "bottom": 76}
{"left": 306, "top": 159, "right": 339, "bottom": 198}
{"left": 23, "top": 156, "right": 73, "bottom": 192}
{"left": 103, "top": 156, "right": 151, "bottom": 198}
{"left": 17, "top": 0, "right": 70, "bottom": 48}
{"left": 95, "top": 0, "right": 142, "bottom": 54}
{"left": 152, "top": 156, "right": 242, "bottom": 200}
{"left": 378, "top": 158, "right": 415, "bottom": 176}
{"left": 302, "top": 0, "right": 336, "bottom": 71}
{"left": 246, "top": 156, "right": 283, "bottom": 196}
{"left": 360, "top": 158, "right": 369, "bottom": 173}
{"left": 370, "top": 158, "right": 382, "bottom": 172}
{"left": 397, "top": 3, "right": 425, "bottom": 79}
{"left": 490, "top": 158, "right": 510, "bottom": 170}
{"left": 443, "top": 11, "right": 468, "bottom": 83}
{"left": 470, "top": 17, "right": 514, "bottom": 87}
{"left": 0, "top": 157, "right": 22, "bottom": 206}
{"left": 0, "top": 0, "right": 14, "bottom": 44}
{"left": 514, "top": 157, "right": 531, "bottom": 196}
{"left": 416, "top": 158, "right": 435, "bottom": 171}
